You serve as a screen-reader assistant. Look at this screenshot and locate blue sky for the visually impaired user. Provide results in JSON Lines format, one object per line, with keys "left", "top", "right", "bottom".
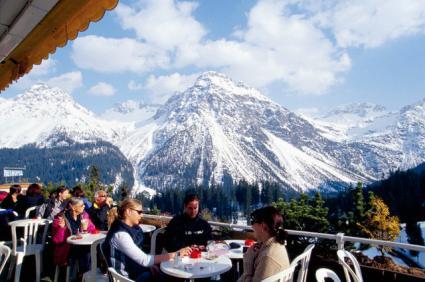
{"left": 2, "top": 0, "right": 425, "bottom": 115}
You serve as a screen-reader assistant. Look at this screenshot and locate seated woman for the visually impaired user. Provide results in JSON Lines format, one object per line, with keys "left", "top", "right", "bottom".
{"left": 238, "top": 206, "right": 290, "bottom": 282}
{"left": 102, "top": 198, "right": 192, "bottom": 282}
{"left": 51, "top": 197, "right": 96, "bottom": 277}
{"left": 16, "top": 183, "right": 45, "bottom": 217}
{"left": 0, "top": 184, "right": 21, "bottom": 211}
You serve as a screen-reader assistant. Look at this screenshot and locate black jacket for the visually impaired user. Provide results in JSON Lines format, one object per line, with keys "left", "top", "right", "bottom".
{"left": 164, "top": 213, "right": 212, "bottom": 252}
{"left": 88, "top": 203, "right": 110, "bottom": 231}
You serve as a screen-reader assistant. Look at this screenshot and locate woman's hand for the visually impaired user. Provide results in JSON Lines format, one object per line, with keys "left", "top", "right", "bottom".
{"left": 58, "top": 216, "right": 65, "bottom": 228}
{"left": 178, "top": 246, "right": 192, "bottom": 256}
{"left": 252, "top": 242, "right": 262, "bottom": 252}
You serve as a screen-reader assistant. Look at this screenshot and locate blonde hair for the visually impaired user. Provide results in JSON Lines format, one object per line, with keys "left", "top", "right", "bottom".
{"left": 108, "top": 199, "right": 143, "bottom": 226}
{"left": 107, "top": 207, "right": 118, "bottom": 228}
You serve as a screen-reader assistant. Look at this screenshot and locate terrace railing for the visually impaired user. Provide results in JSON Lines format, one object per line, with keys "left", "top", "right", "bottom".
{"left": 141, "top": 213, "right": 425, "bottom": 257}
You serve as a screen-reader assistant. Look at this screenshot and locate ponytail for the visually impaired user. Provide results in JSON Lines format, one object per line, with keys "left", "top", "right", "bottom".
{"left": 107, "top": 207, "right": 119, "bottom": 228}
{"left": 274, "top": 224, "right": 288, "bottom": 245}
{"left": 250, "top": 206, "right": 287, "bottom": 245}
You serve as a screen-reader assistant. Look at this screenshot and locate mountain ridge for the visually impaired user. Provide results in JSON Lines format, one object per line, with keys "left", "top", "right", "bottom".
{"left": 1, "top": 73, "right": 425, "bottom": 193}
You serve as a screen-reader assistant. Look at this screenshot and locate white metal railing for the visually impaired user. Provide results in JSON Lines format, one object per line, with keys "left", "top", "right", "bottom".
{"left": 141, "top": 213, "right": 425, "bottom": 254}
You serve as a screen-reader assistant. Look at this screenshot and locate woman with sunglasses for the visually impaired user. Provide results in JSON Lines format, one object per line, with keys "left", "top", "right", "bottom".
{"left": 102, "top": 198, "right": 192, "bottom": 282}
{"left": 238, "top": 206, "right": 290, "bottom": 282}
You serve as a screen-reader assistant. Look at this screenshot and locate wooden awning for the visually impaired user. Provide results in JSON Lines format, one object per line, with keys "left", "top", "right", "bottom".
{"left": 0, "top": 0, "right": 119, "bottom": 93}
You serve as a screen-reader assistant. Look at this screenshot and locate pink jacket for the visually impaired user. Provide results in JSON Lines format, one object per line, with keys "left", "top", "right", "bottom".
{"left": 51, "top": 211, "right": 96, "bottom": 266}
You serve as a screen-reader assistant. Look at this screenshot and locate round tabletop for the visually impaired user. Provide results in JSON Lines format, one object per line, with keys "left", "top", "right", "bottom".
{"left": 140, "top": 224, "right": 156, "bottom": 233}
{"left": 66, "top": 232, "right": 106, "bottom": 245}
{"left": 160, "top": 254, "right": 232, "bottom": 280}
{"left": 225, "top": 240, "right": 245, "bottom": 259}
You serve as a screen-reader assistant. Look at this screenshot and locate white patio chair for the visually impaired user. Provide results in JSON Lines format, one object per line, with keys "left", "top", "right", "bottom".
{"left": 108, "top": 267, "right": 135, "bottom": 282}
{"left": 24, "top": 206, "right": 37, "bottom": 219}
{"left": 0, "top": 244, "right": 11, "bottom": 275}
{"left": 150, "top": 227, "right": 166, "bottom": 255}
{"left": 82, "top": 237, "right": 108, "bottom": 282}
{"left": 261, "top": 264, "right": 296, "bottom": 282}
{"left": 315, "top": 268, "right": 341, "bottom": 282}
{"left": 7, "top": 218, "right": 50, "bottom": 282}
{"left": 290, "top": 244, "right": 315, "bottom": 282}
{"left": 337, "top": 250, "right": 363, "bottom": 282}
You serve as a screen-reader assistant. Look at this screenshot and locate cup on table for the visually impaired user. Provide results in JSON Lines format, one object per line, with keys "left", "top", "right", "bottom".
{"left": 81, "top": 219, "right": 89, "bottom": 233}
{"left": 244, "top": 239, "right": 255, "bottom": 253}
{"left": 190, "top": 249, "right": 201, "bottom": 259}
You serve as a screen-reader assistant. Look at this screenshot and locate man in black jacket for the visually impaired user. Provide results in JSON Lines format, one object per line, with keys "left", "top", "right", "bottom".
{"left": 164, "top": 194, "right": 212, "bottom": 252}
{"left": 88, "top": 190, "right": 112, "bottom": 231}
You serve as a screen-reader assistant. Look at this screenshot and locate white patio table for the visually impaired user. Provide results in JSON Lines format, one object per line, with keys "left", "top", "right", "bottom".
{"left": 139, "top": 224, "right": 156, "bottom": 233}
{"left": 66, "top": 232, "right": 107, "bottom": 245}
{"left": 160, "top": 254, "right": 232, "bottom": 282}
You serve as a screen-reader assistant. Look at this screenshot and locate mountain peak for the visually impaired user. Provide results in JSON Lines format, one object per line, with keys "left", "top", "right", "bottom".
{"left": 190, "top": 71, "right": 269, "bottom": 102}
{"left": 16, "top": 83, "right": 74, "bottom": 105}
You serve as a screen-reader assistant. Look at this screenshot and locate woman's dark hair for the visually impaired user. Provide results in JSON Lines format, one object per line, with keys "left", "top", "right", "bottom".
{"left": 184, "top": 194, "right": 200, "bottom": 206}
{"left": 56, "top": 185, "right": 69, "bottom": 197}
{"left": 9, "top": 184, "right": 21, "bottom": 195}
{"left": 26, "top": 183, "right": 41, "bottom": 196}
{"left": 72, "top": 186, "right": 85, "bottom": 197}
{"left": 250, "top": 206, "right": 287, "bottom": 245}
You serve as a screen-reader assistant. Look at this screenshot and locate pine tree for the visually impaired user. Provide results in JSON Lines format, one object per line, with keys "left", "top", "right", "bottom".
{"left": 88, "top": 165, "right": 101, "bottom": 191}
{"left": 353, "top": 182, "right": 365, "bottom": 220}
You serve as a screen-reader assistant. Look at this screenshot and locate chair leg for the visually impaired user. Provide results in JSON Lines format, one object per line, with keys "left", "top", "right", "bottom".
{"left": 35, "top": 252, "right": 41, "bottom": 282}
{"left": 6, "top": 255, "right": 16, "bottom": 280}
{"left": 66, "top": 264, "right": 71, "bottom": 282}
{"left": 15, "top": 253, "right": 24, "bottom": 282}
{"left": 54, "top": 265, "right": 60, "bottom": 282}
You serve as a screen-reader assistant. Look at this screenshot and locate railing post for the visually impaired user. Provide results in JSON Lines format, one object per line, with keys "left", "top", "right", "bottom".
{"left": 336, "top": 232, "right": 345, "bottom": 250}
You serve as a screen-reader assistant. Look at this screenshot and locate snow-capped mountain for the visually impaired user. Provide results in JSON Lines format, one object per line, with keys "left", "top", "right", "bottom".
{"left": 0, "top": 84, "right": 134, "bottom": 188}
{"left": 0, "top": 84, "right": 130, "bottom": 148}
{"left": 357, "top": 99, "right": 425, "bottom": 171}
{"left": 2, "top": 75, "right": 425, "bottom": 193}
{"left": 120, "top": 72, "right": 380, "bottom": 192}
{"left": 101, "top": 99, "right": 160, "bottom": 123}
{"left": 303, "top": 103, "right": 392, "bottom": 141}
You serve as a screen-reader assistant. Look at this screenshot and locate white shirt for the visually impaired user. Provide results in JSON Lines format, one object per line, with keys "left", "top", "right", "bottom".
{"left": 110, "top": 231, "right": 155, "bottom": 267}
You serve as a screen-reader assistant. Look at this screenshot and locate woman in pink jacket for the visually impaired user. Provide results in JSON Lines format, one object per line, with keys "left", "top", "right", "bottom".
{"left": 51, "top": 197, "right": 96, "bottom": 278}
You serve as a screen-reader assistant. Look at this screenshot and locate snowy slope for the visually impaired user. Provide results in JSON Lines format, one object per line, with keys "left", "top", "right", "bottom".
{"left": 305, "top": 103, "right": 391, "bottom": 141}
{"left": 2, "top": 75, "right": 425, "bottom": 193}
{"left": 123, "top": 72, "right": 375, "bottom": 192}
{"left": 357, "top": 99, "right": 425, "bottom": 171}
{"left": 0, "top": 84, "right": 131, "bottom": 148}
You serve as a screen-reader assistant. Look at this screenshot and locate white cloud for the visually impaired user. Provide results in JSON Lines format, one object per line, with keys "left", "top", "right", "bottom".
{"left": 128, "top": 80, "right": 143, "bottom": 91}
{"left": 70, "top": 0, "right": 425, "bottom": 97}
{"left": 46, "top": 71, "right": 83, "bottom": 93}
{"left": 143, "top": 72, "right": 198, "bottom": 104}
{"left": 30, "top": 58, "right": 57, "bottom": 76}
{"left": 115, "top": 0, "right": 205, "bottom": 50}
{"left": 71, "top": 36, "right": 169, "bottom": 73}
{"left": 295, "top": 0, "right": 425, "bottom": 48}
{"left": 88, "top": 82, "right": 116, "bottom": 96}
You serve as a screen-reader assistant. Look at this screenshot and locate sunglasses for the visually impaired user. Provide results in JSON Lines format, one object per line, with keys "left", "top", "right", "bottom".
{"left": 131, "top": 208, "right": 143, "bottom": 215}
